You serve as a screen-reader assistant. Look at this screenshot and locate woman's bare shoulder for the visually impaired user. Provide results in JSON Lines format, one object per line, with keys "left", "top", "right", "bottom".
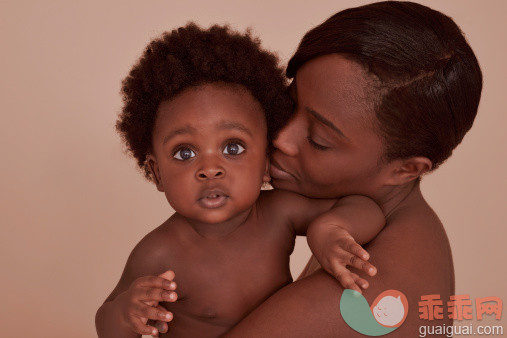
{"left": 376, "top": 193, "right": 453, "bottom": 268}
{"left": 225, "top": 191, "right": 454, "bottom": 337}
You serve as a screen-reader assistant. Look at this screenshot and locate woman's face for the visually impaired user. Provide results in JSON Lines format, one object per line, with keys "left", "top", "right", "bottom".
{"left": 270, "top": 54, "right": 390, "bottom": 199}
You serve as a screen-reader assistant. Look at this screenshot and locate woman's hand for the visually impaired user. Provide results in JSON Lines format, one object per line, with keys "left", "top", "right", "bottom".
{"left": 114, "top": 270, "right": 177, "bottom": 336}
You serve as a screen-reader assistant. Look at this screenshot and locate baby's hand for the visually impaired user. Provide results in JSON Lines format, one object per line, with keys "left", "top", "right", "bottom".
{"left": 316, "top": 227, "right": 377, "bottom": 293}
{"left": 115, "top": 270, "right": 177, "bottom": 336}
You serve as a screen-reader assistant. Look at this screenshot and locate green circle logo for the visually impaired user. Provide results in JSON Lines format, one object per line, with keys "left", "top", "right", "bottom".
{"left": 340, "top": 289, "right": 408, "bottom": 336}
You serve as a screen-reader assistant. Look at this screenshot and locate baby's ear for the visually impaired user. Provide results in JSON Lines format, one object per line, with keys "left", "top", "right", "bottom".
{"left": 263, "top": 159, "right": 271, "bottom": 183}
{"left": 146, "top": 154, "right": 164, "bottom": 192}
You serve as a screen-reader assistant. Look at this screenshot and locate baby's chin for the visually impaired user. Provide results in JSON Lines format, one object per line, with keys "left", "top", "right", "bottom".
{"left": 181, "top": 210, "right": 233, "bottom": 225}
{"left": 179, "top": 205, "right": 252, "bottom": 228}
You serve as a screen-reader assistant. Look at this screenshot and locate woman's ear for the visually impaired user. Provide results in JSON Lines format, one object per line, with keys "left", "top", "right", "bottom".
{"left": 146, "top": 154, "right": 164, "bottom": 192}
{"left": 385, "top": 157, "right": 432, "bottom": 185}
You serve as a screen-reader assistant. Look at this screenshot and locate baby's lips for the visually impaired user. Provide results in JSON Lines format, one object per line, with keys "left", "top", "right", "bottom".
{"left": 199, "top": 187, "right": 229, "bottom": 199}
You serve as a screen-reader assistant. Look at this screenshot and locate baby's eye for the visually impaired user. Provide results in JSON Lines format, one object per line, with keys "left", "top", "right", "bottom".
{"left": 223, "top": 143, "right": 245, "bottom": 155}
{"left": 173, "top": 148, "right": 196, "bottom": 160}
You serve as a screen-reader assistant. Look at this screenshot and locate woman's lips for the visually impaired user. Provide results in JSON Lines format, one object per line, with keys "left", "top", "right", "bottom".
{"left": 270, "top": 159, "right": 295, "bottom": 180}
{"left": 198, "top": 190, "right": 228, "bottom": 209}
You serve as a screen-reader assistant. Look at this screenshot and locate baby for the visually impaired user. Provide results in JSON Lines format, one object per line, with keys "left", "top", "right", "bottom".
{"left": 95, "top": 24, "right": 385, "bottom": 338}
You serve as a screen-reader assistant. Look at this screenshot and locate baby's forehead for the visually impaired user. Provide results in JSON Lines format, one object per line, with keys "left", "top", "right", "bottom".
{"left": 155, "top": 83, "right": 267, "bottom": 134}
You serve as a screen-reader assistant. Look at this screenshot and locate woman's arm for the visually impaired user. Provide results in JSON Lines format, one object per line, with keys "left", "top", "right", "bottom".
{"left": 224, "top": 209, "right": 454, "bottom": 337}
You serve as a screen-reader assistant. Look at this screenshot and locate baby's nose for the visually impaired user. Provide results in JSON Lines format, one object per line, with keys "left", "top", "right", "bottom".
{"left": 196, "top": 167, "right": 225, "bottom": 180}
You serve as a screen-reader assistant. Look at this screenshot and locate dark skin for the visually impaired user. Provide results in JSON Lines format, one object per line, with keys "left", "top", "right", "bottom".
{"left": 222, "top": 55, "right": 454, "bottom": 336}
{"left": 225, "top": 183, "right": 454, "bottom": 337}
{"left": 95, "top": 84, "right": 384, "bottom": 337}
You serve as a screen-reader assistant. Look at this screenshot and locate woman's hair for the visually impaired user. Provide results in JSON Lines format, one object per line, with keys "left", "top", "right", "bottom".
{"left": 117, "top": 23, "right": 292, "bottom": 179}
{"left": 287, "top": 1, "right": 482, "bottom": 170}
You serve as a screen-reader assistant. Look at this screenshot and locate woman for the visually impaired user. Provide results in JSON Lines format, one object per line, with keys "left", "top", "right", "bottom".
{"left": 155, "top": 1, "right": 481, "bottom": 336}
{"left": 224, "top": 2, "right": 482, "bottom": 336}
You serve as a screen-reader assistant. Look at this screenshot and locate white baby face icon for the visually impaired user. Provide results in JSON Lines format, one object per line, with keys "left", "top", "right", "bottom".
{"left": 372, "top": 295, "right": 405, "bottom": 327}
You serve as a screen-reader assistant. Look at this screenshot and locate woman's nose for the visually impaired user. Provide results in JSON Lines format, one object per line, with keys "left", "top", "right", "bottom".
{"left": 273, "top": 117, "right": 301, "bottom": 156}
{"left": 196, "top": 166, "right": 225, "bottom": 180}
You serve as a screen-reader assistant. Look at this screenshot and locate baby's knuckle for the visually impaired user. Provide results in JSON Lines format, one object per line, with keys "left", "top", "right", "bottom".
{"left": 129, "top": 321, "right": 142, "bottom": 333}
{"left": 336, "top": 237, "right": 348, "bottom": 247}
{"left": 126, "top": 302, "right": 136, "bottom": 314}
{"left": 336, "top": 257, "right": 346, "bottom": 266}
{"left": 145, "top": 287, "right": 155, "bottom": 299}
{"left": 346, "top": 241, "right": 356, "bottom": 253}
{"left": 138, "top": 325, "right": 150, "bottom": 335}
{"left": 142, "top": 306, "right": 153, "bottom": 317}
{"left": 344, "top": 280, "right": 355, "bottom": 288}
{"left": 133, "top": 277, "right": 144, "bottom": 286}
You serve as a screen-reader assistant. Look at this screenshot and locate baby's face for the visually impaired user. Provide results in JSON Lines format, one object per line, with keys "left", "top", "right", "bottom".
{"left": 149, "top": 83, "right": 269, "bottom": 225}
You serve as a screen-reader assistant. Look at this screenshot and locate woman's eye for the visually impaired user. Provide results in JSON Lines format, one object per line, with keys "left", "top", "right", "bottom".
{"left": 223, "top": 143, "right": 245, "bottom": 155}
{"left": 173, "top": 148, "right": 196, "bottom": 160}
{"left": 307, "top": 135, "right": 329, "bottom": 150}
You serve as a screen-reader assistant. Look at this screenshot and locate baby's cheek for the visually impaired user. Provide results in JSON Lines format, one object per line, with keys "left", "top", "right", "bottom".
{"left": 166, "top": 190, "right": 194, "bottom": 214}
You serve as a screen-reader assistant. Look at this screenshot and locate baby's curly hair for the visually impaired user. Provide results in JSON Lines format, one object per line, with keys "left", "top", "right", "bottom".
{"left": 116, "top": 23, "right": 292, "bottom": 180}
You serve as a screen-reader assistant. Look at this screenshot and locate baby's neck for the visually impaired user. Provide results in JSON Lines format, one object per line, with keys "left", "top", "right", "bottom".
{"left": 183, "top": 206, "right": 255, "bottom": 240}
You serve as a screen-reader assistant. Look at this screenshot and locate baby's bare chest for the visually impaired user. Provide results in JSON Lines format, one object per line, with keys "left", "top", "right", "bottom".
{"left": 161, "top": 229, "right": 293, "bottom": 330}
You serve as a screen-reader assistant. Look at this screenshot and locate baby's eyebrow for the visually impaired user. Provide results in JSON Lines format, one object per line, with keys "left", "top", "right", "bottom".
{"left": 163, "top": 125, "right": 197, "bottom": 144}
{"left": 217, "top": 121, "right": 253, "bottom": 137}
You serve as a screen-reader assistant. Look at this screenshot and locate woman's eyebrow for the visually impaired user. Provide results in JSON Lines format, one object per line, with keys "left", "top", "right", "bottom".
{"left": 217, "top": 121, "right": 253, "bottom": 137}
{"left": 163, "top": 125, "right": 197, "bottom": 144}
{"left": 306, "top": 107, "right": 348, "bottom": 139}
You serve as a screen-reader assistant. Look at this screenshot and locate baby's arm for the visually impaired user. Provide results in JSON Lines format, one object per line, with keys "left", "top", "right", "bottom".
{"left": 95, "top": 229, "right": 178, "bottom": 338}
{"left": 264, "top": 191, "right": 384, "bottom": 292}
{"left": 306, "top": 195, "right": 385, "bottom": 292}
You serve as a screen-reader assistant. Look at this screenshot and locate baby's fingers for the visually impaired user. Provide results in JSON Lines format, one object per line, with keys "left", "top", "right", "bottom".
{"left": 131, "top": 300, "right": 174, "bottom": 323}
{"left": 135, "top": 286, "right": 178, "bottom": 303}
{"left": 347, "top": 253, "right": 377, "bottom": 277}
{"left": 136, "top": 274, "right": 177, "bottom": 291}
{"left": 352, "top": 273, "right": 370, "bottom": 290}
{"left": 338, "top": 238, "right": 370, "bottom": 261}
{"left": 127, "top": 315, "right": 163, "bottom": 336}
{"left": 158, "top": 270, "right": 176, "bottom": 281}
{"left": 332, "top": 265, "right": 362, "bottom": 293}
{"left": 151, "top": 305, "right": 171, "bottom": 337}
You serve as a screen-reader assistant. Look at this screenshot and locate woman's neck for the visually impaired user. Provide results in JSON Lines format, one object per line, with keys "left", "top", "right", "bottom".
{"left": 376, "top": 180, "right": 421, "bottom": 218}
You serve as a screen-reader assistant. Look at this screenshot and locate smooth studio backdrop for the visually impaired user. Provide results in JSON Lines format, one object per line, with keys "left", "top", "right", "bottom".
{"left": 1, "top": 1, "right": 505, "bottom": 337}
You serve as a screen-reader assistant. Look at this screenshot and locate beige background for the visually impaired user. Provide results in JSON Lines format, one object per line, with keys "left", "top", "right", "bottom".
{"left": 0, "top": 1, "right": 505, "bottom": 337}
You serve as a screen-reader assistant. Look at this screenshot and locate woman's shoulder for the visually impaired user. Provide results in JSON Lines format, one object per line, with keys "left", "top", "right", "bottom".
{"left": 382, "top": 190, "right": 450, "bottom": 251}
{"left": 367, "top": 190, "right": 455, "bottom": 293}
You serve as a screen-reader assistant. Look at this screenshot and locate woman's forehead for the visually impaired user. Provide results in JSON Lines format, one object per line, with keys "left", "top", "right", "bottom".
{"left": 295, "top": 54, "right": 375, "bottom": 131}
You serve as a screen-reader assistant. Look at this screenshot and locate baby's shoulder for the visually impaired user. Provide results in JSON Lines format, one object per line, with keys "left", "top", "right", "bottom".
{"left": 257, "top": 189, "right": 336, "bottom": 222}
{"left": 125, "top": 216, "right": 183, "bottom": 276}
{"left": 258, "top": 189, "right": 308, "bottom": 212}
